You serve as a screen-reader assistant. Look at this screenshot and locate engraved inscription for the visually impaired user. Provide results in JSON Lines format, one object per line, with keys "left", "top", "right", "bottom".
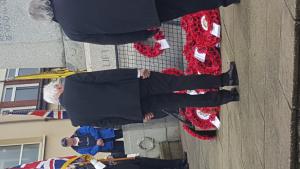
{"left": 100, "top": 50, "right": 112, "bottom": 67}
{"left": 0, "top": 0, "right": 12, "bottom": 41}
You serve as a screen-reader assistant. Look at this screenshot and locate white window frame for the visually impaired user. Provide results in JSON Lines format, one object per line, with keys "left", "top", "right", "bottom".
{"left": 0, "top": 106, "right": 37, "bottom": 115}
{"left": 2, "top": 83, "right": 39, "bottom": 102}
{"left": 6, "top": 68, "right": 40, "bottom": 79}
{"left": 0, "top": 136, "right": 45, "bottom": 168}
{"left": 6, "top": 69, "right": 19, "bottom": 79}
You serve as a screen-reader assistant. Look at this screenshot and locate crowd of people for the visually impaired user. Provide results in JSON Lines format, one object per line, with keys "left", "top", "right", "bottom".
{"left": 17, "top": 0, "right": 242, "bottom": 168}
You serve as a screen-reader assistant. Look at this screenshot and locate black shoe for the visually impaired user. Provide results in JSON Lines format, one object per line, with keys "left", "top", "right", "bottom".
{"left": 227, "top": 62, "right": 239, "bottom": 86}
{"left": 182, "top": 163, "right": 189, "bottom": 169}
{"left": 182, "top": 152, "right": 188, "bottom": 166}
{"left": 180, "top": 161, "right": 189, "bottom": 169}
{"left": 178, "top": 152, "right": 189, "bottom": 169}
{"left": 230, "top": 88, "right": 240, "bottom": 101}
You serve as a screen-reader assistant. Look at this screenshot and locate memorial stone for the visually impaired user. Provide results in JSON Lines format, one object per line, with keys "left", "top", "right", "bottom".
{"left": 0, "top": 0, "right": 87, "bottom": 69}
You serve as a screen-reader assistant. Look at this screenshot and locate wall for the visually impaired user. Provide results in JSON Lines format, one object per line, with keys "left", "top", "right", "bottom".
{"left": 0, "top": 69, "right": 6, "bottom": 98}
{"left": 0, "top": 0, "right": 86, "bottom": 69}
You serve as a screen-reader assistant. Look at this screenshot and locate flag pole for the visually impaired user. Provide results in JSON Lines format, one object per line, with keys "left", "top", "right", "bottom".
{"left": 97, "top": 157, "right": 136, "bottom": 163}
{"left": 62, "top": 155, "right": 137, "bottom": 169}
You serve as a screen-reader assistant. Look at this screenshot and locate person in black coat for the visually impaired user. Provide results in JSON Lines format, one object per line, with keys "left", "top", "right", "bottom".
{"left": 43, "top": 62, "right": 239, "bottom": 128}
{"left": 69, "top": 156, "right": 189, "bottom": 169}
{"left": 28, "top": 0, "right": 240, "bottom": 45}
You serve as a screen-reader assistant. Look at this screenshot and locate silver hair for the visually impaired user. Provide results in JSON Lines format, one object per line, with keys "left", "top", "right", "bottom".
{"left": 43, "top": 80, "right": 60, "bottom": 105}
{"left": 28, "top": 0, "right": 54, "bottom": 21}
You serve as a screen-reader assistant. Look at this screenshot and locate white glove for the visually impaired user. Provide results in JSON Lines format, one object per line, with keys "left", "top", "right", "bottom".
{"left": 90, "top": 159, "right": 106, "bottom": 169}
{"left": 127, "top": 153, "right": 139, "bottom": 158}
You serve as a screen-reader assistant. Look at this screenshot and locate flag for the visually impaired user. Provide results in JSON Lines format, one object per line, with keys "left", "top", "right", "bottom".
{"left": 9, "top": 155, "right": 137, "bottom": 169}
{"left": 14, "top": 69, "right": 78, "bottom": 80}
{"left": 8, "top": 156, "right": 76, "bottom": 169}
{"left": 2, "top": 110, "right": 69, "bottom": 120}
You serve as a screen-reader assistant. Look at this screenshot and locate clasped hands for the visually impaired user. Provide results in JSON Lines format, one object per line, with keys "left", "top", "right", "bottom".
{"left": 138, "top": 68, "right": 151, "bottom": 79}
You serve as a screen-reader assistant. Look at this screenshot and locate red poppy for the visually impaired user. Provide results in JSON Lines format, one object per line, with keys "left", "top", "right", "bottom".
{"left": 134, "top": 29, "right": 167, "bottom": 58}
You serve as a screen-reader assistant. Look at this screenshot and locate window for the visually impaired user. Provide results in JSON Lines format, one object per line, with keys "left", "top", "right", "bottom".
{"left": 2, "top": 84, "right": 39, "bottom": 102}
{"left": 6, "top": 68, "right": 40, "bottom": 79}
{"left": 6, "top": 69, "right": 16, "bottom": 79}
{"left": 0, "top": 106, "right": 36, "bottom": 115}
{"left": 0, "top": 144, "right": 40, "bottom": 169}
{"left": 15, "top": 86, "right": 39, "bottom": 101}
{"left": 18, "top": 69, "right": 40, "bottom": 76}
{"left": 3, "top": 88, "right": 12, "bottom": 102}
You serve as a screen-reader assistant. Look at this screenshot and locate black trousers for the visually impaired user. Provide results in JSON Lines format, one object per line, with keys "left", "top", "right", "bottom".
{"left": 155, "top": 0, "right": 237, "bottom": 22}
{"left": 114, "top": 129, "right": 123, "bottom": 139}
{"left": 78, "top": 157, "right": 182, "bottom": 169}
{"left": 136, "top": 157, "right": 182, "bottom": 169}
{"left": 111, "top": 129, "right": 125, "bottom": 155}
{"left": 140, "top": 72, "right": 233, "bottom": 118}
{"left": 101, "top": 157, "right": 182, "bottom": 169}
{"left": 110, "top": 141, "right": 125, "bottom": 155}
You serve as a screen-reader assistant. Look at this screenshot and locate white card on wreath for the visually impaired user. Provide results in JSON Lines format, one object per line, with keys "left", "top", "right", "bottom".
{"left": 187, "top": 90, "right": 198, "bottom": 95}
{"left": 211, "top": 116, "right": 221, "bottom": 129}
{"left": 194, "top": 48, "right": 206, "bottom": 62}
{"left": 157, "top": 39, "right": 170, "bottom": 50}
{"left": 211, "top": 23, "right": 221, "bottom": 37}
{"left": 196, "top": 110, "right": 210, "bottom": 120}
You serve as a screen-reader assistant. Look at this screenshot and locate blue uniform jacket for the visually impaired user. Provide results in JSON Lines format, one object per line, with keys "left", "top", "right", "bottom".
{"left": 72, "top": 126, "right": 115, "bottom": 155}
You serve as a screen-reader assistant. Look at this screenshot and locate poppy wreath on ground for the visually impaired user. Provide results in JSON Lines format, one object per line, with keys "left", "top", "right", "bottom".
{"left": 159, "top": 9, "right": 222, "bottom": 140}
{"left": 133, "top": 29, "right": 167, "bottom": 58}
{"left": 181, "top": 9, "right": 221, "bottom": 47}
{"left": 183, "top": 39, "right": 197, "bottom": 63}
{"left": 183, "top": 107, "right": 219, "bottom": 130}
{"left": 182, "top": 124, "right": 216, "bottom": 140}
{"left": 179, "top": 109, "right": 217, "bottom": 140}
{"left": 161, "top": 68, "right": 184, "bottom": 76}
{"left": 184, "top": 46, "right": 222, "bottom": 75}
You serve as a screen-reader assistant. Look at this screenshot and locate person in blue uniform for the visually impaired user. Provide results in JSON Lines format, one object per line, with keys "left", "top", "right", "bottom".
{"left": 61, "top": 126, "right": 125, "bottom": 156}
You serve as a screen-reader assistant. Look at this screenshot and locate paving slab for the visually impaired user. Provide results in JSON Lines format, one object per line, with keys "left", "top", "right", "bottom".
{"left": 285, "top": 0, "right": 300, "bottom": 20}
{"left": 181, "top": 1, "right": 299, "bottom": 169}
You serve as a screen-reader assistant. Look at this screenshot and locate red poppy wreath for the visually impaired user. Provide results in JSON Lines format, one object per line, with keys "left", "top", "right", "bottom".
{"left": 134, "top": 29, "right": 169, "bottom": 58}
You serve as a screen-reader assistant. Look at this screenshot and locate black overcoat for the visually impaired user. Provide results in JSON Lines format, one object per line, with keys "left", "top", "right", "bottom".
{"left": 50, "top": 0, "right": 160, "bottom": 44}
{"left": 49, "top": 0, "right": 231, "bottom": 44}
{"left": 60, "top": 69, "right": 143, "bottom": 128}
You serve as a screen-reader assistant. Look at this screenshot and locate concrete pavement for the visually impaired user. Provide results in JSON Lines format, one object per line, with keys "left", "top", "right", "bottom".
{"left": 181, "top": 1, "right": 300, "bottom": 169}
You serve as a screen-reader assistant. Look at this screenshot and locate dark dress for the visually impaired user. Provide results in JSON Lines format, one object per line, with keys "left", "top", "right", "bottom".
{"left": 49, "top": 0, "right": 237, "bottom": 44}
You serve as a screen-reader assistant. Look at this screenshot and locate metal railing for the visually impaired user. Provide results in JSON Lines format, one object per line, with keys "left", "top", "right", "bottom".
{"left": 115, "top": 20, "right": 185, "bottom": 72}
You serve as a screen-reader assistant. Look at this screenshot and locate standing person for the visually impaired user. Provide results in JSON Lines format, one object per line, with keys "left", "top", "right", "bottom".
{"left": 43, "top": 62, "right": 239, "bottom": 128}
{"left": 61, "top": 126, "right": 125, "bottom": 156}
{"left": 28, "top": 0, "right": 240, "bottom": 45}
{"left": 67, "top": 155, "right": 189, "bottom": 169}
